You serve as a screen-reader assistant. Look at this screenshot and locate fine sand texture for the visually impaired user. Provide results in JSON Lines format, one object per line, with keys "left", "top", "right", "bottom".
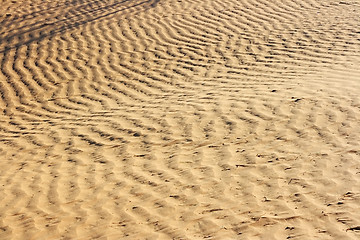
{"left": 1, "top": 0, "right": 360, "bottom": 239}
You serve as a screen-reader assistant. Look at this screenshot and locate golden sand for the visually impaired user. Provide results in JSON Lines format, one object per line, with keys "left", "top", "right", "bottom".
{"left": 0, "top": 0, "right": 360, "bottom": 239}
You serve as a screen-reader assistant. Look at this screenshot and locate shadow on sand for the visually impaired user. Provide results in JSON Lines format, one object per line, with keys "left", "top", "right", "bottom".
{"left": 0, "top": 0, "right": 160, "bottom": 53}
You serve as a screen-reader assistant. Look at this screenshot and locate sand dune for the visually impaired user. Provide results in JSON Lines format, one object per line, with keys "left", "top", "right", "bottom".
{"left": 0, "top": 0, "right": 360, "bottom": 239}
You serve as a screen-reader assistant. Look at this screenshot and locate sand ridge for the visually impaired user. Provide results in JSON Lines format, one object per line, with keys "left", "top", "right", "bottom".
{"left": 0, "top": 0, "right": 360, "bottom": 239}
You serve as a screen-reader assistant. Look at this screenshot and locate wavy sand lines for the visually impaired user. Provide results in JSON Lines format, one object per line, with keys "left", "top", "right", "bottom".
{"left": 1, "top": 0, "right": 360, "bottom": 239}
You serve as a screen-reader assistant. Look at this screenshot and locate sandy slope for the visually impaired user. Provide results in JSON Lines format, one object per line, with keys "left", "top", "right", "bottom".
{"left": 0, "top": 0, "right": 360, "bottom": 239}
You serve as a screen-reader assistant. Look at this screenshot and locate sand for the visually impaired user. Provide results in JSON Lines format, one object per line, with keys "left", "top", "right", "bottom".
{"left": 0, "top": 0, "right": 360, "bottom": 239}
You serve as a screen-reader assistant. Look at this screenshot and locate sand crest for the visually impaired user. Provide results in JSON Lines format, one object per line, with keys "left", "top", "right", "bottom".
{"left": 0, "top": 0, "right": 360, "bottom": 239}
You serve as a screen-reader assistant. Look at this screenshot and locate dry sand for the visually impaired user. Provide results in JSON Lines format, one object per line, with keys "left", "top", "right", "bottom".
{"left": 0, "top": 0, "right": 360, "bottom": 239}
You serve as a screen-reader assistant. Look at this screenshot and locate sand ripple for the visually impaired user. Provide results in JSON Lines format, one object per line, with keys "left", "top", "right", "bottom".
{"left": 0, "top": 0, "right": 360, "bottom": 239}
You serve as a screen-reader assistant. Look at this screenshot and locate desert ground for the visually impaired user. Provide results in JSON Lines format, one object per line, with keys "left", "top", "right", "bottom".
{"left": 0, "top": 0, "right": 360, "bottom": 239}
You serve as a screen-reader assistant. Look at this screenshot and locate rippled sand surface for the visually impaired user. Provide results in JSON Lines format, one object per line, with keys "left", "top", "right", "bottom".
{"left": 0, "top": 0, "right": 360, "bottom": 239}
